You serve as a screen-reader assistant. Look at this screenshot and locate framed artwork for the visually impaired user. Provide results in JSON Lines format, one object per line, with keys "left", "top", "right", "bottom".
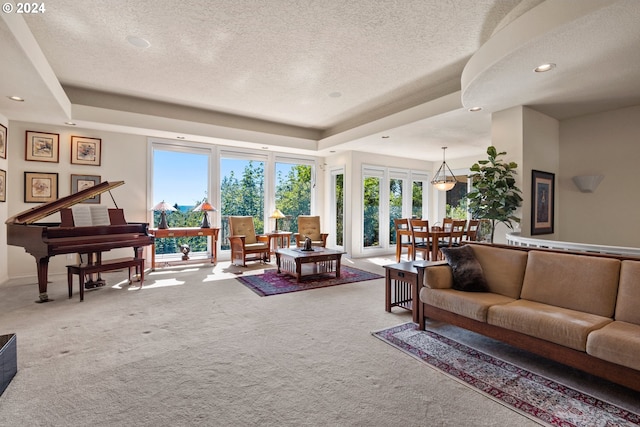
{"left": 0, "top": 169, "right": 6, "bottom": 202}
{"left": 71, "top": 174, "right": 101, "bottom": 204}
{"left": 531, "top": 170, "right": 555, "bottom": 235}
{"left": 25, "top": 131, "right": 59, "bottom": 163}
{"left": 0, "top": 124, "right": 6, "bottom": 159}
{"left": 24, "top": 172, "right": 58, "bottom": 203}
{"left": 71, "top": 136, "right": 101, "bottom": 166}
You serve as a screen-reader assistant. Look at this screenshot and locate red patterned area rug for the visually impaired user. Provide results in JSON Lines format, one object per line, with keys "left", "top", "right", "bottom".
{"left": 236, "top": 266, "right": 382, "bottom": 296}
{"left": 373, "top": 322, "right": 640, "bottom": 427}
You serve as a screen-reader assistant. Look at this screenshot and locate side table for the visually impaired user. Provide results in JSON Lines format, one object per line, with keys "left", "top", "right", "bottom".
{"left": 266, "top": 231, "right": 292, "bottom": 257}
{"left": 384, "top": 260, "right": 445, "bottom": 323}
{"left": 149, "top": 227, "right": 220, "bottom": 269}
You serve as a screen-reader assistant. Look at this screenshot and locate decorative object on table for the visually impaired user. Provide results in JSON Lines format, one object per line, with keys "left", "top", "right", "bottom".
{"left": 152, "top": 200, "right": 177, "bottom": 229}
{"left": 192, "top": 199, "right": 216, "bottom": 228}
{"left": 70, "top": 136, "right": 102, "bottom": 166}
{"left": 572, "top": 174, "right": 603, "bottom": 193}
{"left": 269, "top": 208, "right": 285, "bottom": 231}
{"left": 180, "top": 244, "right": 191, "bottom": 260}
{"left": 302, "top": 236, "right": 313, "bottom": 251}
{"left": 25, "top": 130, "right": 59, "bottom": 163}
{"left": 0, "top": 169, "right": 6, "bottom": 202}
{"left": 24, "top": 171, "right": 58, "bottom": 203}
{"left": 374, "top": 322, "right": 640, "bottom": 427}
{"left": 431, "top": 146, "right": 457, "bottom": 191}
{"left": 467, "top": 146, "right": 522, "bottom": 243}
{"left": 71, "top": 174, "right": 101, "bottom": 204}
{"left": 236, "top": 266, "right": 382, "bottom": 297}
{"left": 531, "top": 170, "right": 555, "bottom": 235}
{"left": 0, "top": 123, "right": 7, "bottom": 159}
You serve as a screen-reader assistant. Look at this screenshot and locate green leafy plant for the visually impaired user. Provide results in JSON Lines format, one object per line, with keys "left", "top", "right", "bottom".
{"left": 467, "top": 146, "right": 523, "bottom": 242}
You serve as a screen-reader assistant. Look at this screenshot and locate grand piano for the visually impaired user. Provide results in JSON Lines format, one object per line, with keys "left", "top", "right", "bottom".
{"left": 5, "top": 181, "right": 154, "bottom": 302}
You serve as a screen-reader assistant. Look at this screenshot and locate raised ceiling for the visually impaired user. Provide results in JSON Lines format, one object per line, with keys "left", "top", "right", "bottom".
{"left": 1, "top": 0, "right": 639, "bottom": 161}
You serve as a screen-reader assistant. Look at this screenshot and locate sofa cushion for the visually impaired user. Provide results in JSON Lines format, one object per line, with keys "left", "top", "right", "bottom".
{"left": 440, "top": 245, "right": 488, "bottom": 292}
{"left": 424, "top": 265, "right": 453, "bottom": 289}
{"left": 488, "top": 299, "right": 613, "bottom": 351}
{"left": 421, "top": 288, "right": 515, "bottom": 322}
{"left": 520, "top": 251, "right": 620, "bottom": 318}
{"left": 615, "top": 261, "right": 640, "bottom": 324}
{"left": 468, "top": 244, "right": 528, "bottom": 299}
{"left": 586, "top": 321, "right": 640, "bottom": 371}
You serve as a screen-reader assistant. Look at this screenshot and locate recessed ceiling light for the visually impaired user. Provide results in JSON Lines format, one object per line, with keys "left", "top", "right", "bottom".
{"left": 534, "top": 63, "right": 556, "bottom": 73}
{"left": 468, "top": 107, "right": 482, "bottom": 112}
{"left": 261, "top": 146, "right": 269, "bottom": 150}
{"left": 65, "top": 121, "right": 76, "bottom": 126}
{"left": 381, "top": 135, "right": 390, "bottom": 139}
{"left": 126, "top": 35, "right": 151, "bottom": 48}
{"left": 7, "top": 96, "right": 24, "bottom": 102}
{"left": 329, "top": 92, "right": 342, "bottom": 98}
{"left": 176, "top": 136, "right": 185, "bottom": 139}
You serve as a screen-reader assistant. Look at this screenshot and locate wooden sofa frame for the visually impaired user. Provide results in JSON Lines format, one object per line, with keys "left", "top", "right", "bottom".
{"left": 418, "top": 243, "right": 640, "bottom": 392}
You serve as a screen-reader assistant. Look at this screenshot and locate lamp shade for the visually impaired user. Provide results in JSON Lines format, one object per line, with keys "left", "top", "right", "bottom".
{"left": 151, "top": 200, "right": 177, "bottom": 212}
{"left": 270, "top": 209, "right": 285, "bottom": 219}
{"left": 431, "top": 147, "right": 457, "bottom": 191}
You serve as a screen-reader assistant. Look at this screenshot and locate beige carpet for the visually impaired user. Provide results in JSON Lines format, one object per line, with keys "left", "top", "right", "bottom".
{"left": 0, "top": 257, "right": 636, "bottom": 427}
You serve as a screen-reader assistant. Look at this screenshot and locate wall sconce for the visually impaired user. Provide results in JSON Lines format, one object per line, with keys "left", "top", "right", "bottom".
{"left": 192, "top": 200, "right": 217, "bottom": 228}
{"left": 152, "top": 201, "right": 177, "bottom": 229}
{"left": 270, "top": 209, "right": 285, "bottom": 232}
{"left": 572, "top": 175, "right": 604, "bottom": 193}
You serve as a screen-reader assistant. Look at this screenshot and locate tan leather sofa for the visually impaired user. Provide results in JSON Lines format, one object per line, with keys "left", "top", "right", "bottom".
{"left": 419, "top": 243, "right": 640, "bottom": 392}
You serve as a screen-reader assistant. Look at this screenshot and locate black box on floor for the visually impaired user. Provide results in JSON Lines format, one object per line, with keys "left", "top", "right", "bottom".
{"left": 0, "top": 334, "right": 17, "bottom": 396}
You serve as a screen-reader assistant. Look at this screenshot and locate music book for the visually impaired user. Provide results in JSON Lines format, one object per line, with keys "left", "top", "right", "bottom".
{"left": 71, "top": 205, "right": 111, "bottom": 227}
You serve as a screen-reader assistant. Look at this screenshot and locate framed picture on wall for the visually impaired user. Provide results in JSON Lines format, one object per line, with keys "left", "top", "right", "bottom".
{"left": 24, "top": 171, "right": 58, "bottom": 203}
{"left": 71, "top": 136, "right": 101, "bottom": 166}
{"left": 71, "top": 174, "right": 101, "bottom": 204}
{"left": 0, "top": 169, "right": 6, "bottom": 202}
{"left": 0, "top": 124, "right": 7, "bottom": 159}
{"left": 531, "top": 170, "right": 555, "bottom": 235}
{"left": 25, "top": 131, "right": 59, "bottom": 163}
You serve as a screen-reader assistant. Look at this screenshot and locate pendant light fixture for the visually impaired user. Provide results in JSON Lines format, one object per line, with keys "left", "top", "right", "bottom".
{"left": 431, "top": 147, "right": 457, "bottom": 191}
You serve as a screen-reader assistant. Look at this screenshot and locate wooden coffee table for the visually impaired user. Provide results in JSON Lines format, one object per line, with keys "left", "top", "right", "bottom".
{"left": 275, "top": 247, "right": 345, "bottom": 282}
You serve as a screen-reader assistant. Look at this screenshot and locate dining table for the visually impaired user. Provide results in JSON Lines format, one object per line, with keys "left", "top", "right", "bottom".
{"left": 428, "top": 228, "right": 452, "bottom": 261}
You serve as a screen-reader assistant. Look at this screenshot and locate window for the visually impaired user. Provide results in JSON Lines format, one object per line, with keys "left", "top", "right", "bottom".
{"left": 331, "top": 168, "right": 345, "bottom": 247}
{"left": 363, "top": 168, "right": 383, "bottom": 248}
{"left": 275, "top": 159, "right": 313, "bottom": 234}
{"left": 220, "top": 156, "right": 266, "bottom": 249}
{"left": 446, "top": 175, "right": 470, "bottom": 219}
{"left": 388, "top": 177, "right": 404, "bottom": 245}
{"left": 151, "top": 143, "right": 211, "bottom": 258}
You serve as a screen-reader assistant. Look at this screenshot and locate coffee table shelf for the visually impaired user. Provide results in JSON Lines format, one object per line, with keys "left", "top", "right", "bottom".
{"left": 275, "top": 248, "right": 345, "bottom": 282}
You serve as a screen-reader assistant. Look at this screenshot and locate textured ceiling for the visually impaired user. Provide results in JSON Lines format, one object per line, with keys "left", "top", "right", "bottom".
{"left": 1, "top": 0, "right": 639, "bottom": 162}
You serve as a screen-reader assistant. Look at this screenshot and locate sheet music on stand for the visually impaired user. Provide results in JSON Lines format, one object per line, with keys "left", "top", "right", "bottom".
{"left": 71, "top": 205, "right": 111, "bottom": 227}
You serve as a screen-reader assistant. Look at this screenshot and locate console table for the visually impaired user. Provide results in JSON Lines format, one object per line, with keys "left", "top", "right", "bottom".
{"left": 150, "top": 227, "right": 219, "bottom": 269}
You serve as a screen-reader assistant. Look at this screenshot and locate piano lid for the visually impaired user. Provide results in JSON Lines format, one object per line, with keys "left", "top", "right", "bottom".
{"left": 5, "top": 180, "right": 125, "bottom": 225}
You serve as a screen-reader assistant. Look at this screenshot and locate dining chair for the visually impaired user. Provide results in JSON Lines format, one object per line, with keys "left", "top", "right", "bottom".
{"left": 448, "top": 219, "right": 467, "bottom": 246}
{"left": 394, "top": 218, "right": 413, "bottom": 262}
{"left": 465, "top": 219, "right": 480, "bottom": 241}
{"left": 410, "top": 219, "right": 432, "bottom": 261}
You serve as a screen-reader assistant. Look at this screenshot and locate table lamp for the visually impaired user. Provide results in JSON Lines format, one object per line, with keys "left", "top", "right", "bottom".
{"left": 192, "top": 200, "right": 216, "bottom": 228}
{"left": 152, "top": 201, "right": 177, "bottom": 229}
{"left": 270, "top": 209, "right": 285, "bottom": 232}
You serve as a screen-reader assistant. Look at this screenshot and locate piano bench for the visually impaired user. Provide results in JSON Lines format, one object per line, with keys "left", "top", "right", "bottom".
{"left": 67, "top": 257, "right": 145, "bottom": 301}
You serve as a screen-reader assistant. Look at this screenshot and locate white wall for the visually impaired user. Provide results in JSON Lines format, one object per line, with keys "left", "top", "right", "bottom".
{"left": 5, "top": 121, "right": 148, "bottom": 281}
{"left": 0, "top": 114, "right": 8, "bottom": 284}
{"left": 559, "top": 105, "right": 640, "bottom": 246}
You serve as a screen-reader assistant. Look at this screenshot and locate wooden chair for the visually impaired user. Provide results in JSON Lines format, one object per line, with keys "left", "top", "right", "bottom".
{"left": 449, "top": 219, "right": 467, "bottom": 246}
{"left": 228, "top": 216, "right": 270, "bottom": 266}
{"left": 410, "top": 219, "right": 432, "bottom": 261}
{"left": 294, "top": 215, "right": 328, "bottom": 248}
{"left": 442, "top": 217, "right": 453, "bottom": 231}
{"left": 394, "top": 218, "right": 413, "bottom": 262}
{"left": 465, "top": 219, "right": 480, "bottom": 241}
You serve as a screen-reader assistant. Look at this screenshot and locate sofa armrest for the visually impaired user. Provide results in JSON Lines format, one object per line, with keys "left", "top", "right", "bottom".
{"left": 424, "top": 264, "right": 453, "bottom": 289}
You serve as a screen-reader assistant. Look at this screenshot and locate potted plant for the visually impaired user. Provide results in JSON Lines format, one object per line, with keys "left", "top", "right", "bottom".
{"left": 467, "top": 146, "right": 523, "bottom": 243}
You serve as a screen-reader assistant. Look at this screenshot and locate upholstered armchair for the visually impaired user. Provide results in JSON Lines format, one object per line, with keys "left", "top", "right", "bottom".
{"left": 228, "top": 216, "right": 270, "bottom": 266}
{"left": 294, "top": 215, "right": 328, "bottom": 248}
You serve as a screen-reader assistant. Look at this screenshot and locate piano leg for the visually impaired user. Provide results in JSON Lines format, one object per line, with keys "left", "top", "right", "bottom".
{"left": 36, "top": 257, "right": 51, "bottom": 303}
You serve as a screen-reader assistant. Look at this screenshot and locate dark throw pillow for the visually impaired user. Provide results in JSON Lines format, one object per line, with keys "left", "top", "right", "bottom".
{"left": 440, "top": 245, "right": 489, "bottom": 292}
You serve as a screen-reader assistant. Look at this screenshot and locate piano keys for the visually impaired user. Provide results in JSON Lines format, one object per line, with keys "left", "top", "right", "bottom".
{"left": 5, "top": 181, "right": 154, "bottom": 302}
